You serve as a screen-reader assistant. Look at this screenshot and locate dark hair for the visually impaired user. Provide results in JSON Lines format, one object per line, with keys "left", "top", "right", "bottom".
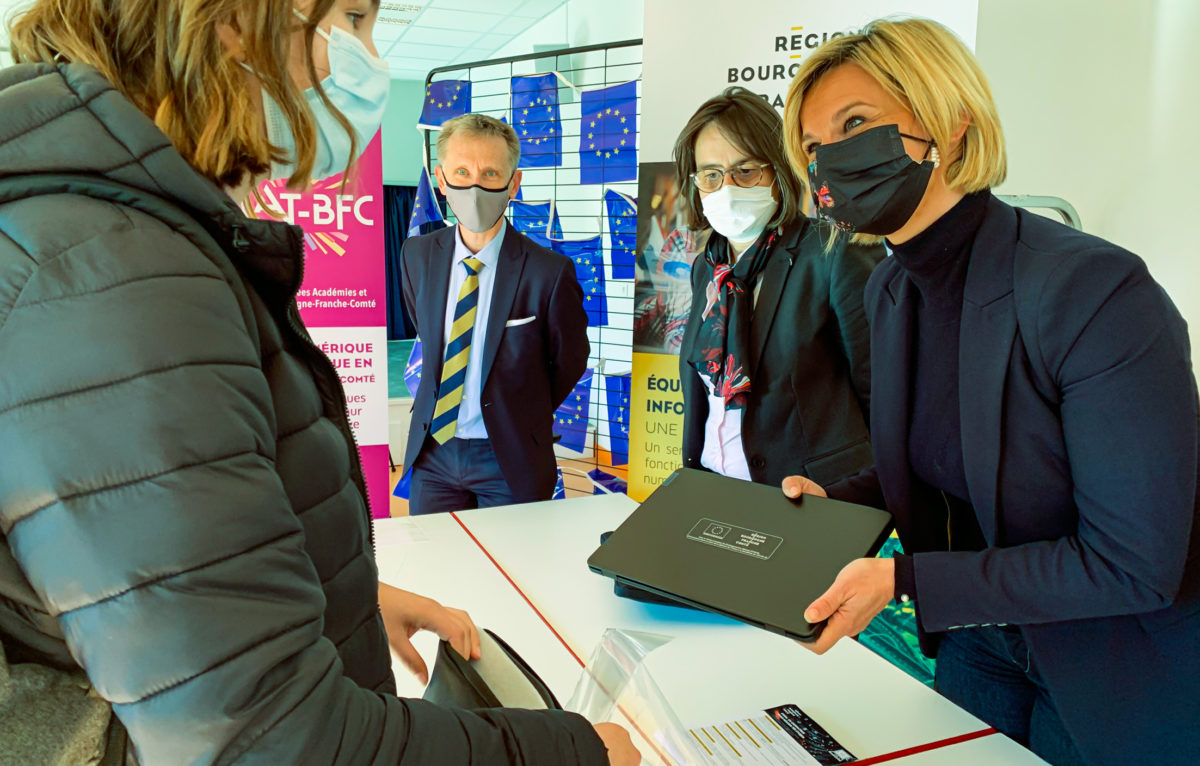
{"left": 672, "top": 86, "right": 804, "bottom": 232}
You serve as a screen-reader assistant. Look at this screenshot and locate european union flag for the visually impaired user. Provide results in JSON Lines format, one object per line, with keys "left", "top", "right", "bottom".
{"left": 511, "top": 74, "right": 562, "bottom": 168}
{"left": 408, "top": 168, "right": 444, "bottom": 237}
{"left": 419, "top": 79, "right": 471, "bottom": 128}
{"left": 554, "top": 369, "right": 593, "bottom": 453}
{"left": 605, "top": 189, "right": 637, "bottom": 279}
{"left": 588, "top": 468, "right": 628, "bottom": 495}
{"left": 551, "top": 236, "right": 607, "bottom": 326}
{"left": 579, "top": 81, "right": 637, "bottom": 184}
{"left": 404, "top": 339, "right": 423, "bottom": 398}
{"left": 509, "top": 199, "right": 562, "bottom": 247}
{"left": 553, "top": 467, "right": 566, "bottom": 500}
{"left": 604, "top": 372, "right": 631, "bottom": 466}
{"left": 580, "top": 276, "right": 608, "bottom": 326}
{"left": 393, "top": 468, "right": 412, "bottom": 500}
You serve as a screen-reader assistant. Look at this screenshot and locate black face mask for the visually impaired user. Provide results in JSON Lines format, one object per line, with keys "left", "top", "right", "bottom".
{"left": 807, "top": 124, "right": 936, "bottom": 236}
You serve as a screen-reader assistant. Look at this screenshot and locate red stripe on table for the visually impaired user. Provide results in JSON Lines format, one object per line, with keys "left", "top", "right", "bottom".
{"left": 449, "top": 511, "right": 588, "bottom": 667}
{"left": 449, "top": 511, "right": 681, "bottom": 766}
{"left": 854, "top": 727, "right": 998, "bottom": 764}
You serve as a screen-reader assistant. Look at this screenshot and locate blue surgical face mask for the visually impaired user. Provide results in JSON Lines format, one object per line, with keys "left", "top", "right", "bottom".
{"left": 262, "top": 11, "right": 391, "bottom": 181}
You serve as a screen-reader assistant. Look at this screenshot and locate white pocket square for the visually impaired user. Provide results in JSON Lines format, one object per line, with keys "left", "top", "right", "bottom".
{"left": 505, "top": 316, "right": 536, "bottom": 327}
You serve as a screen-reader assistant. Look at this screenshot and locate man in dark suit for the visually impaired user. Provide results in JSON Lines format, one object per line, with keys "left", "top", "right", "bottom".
{"left": 401, "top": 113, "right": 588, "bottom": 515}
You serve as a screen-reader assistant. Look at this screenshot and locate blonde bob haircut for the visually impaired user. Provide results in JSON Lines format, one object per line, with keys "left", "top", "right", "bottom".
{"left": 783, "top": 17, "right": 1006, "bottom": 195}
{"left": 8, "top": 0, "right": 344, "bottom": 190}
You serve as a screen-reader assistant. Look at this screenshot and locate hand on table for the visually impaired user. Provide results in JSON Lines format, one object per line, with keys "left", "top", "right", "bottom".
{"left": 593, "top": 723, "right": 640, "bottom": 766}
{"left": 378, "top": 581, "right": 481, "bottom": 684}
{"left": 800, "top": 558, "right": 895, "bottom": 655}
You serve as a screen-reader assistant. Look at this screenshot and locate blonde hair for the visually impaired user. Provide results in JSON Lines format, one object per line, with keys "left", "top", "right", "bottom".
{"left": 783, "top": 17, "right": 1006, "bottom": 195}
{"left": 8, "top": 0, "right": 340, "bottom": 189}
{"left": 436, "top": 113, "right": 521, "bottom": 174}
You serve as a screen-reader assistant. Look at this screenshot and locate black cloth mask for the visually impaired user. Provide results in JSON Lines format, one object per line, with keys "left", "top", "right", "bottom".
{"left": 807, "top": 124, "right": 936, "bottom": 236}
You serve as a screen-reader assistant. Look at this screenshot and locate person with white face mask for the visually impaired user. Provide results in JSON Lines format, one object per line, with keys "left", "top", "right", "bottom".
{"left": 260, "top": 7, "right": 391, "bottom": 181}
{"left": 399, "top": 113, "right": 593, "bottom": 521}
{"left": 0, "top": 0, "right": 636, "bottom": 761}
{"left": 675, "top": 86, "right": 884, "bottom": 489}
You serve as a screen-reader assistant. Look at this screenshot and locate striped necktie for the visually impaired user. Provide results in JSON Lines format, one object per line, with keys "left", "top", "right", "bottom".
{"left": 431, "top": 257, "right": 484, "bottom": 444}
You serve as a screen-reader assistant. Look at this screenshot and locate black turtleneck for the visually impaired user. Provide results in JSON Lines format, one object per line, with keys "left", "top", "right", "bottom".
{"left": 888, "top": 192, "right": 990, "bottom": 607}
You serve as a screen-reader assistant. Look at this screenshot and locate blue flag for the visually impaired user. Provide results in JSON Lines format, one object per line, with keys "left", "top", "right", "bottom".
{"left": 554, "top": 369, "right": 593, "bottom": 453}
{"left": 511, "top": 74, "right": 562, "bottom": 168}
{"left": 604, "top": 372, "right": 631, "bottom": 466}
{"left": 605, "top": 189, "right": 637, "bottom": 279}
{"left": 580, "top": 276, "right": 608, "bottom": 327}
{"left": 408, "top": 169, "right": 444, "bottom": 237}
{"left": 589, "top": 468, "right": 628, "bottom": 495}
{"left": 579, "top": 81, "right": 637, "bottom": 184}
{"left": 509, "top": 200, "right": 562, "bottom": 247}
{"left": 551, "top": 236, "right": 607, "bottom": 326}
{"left": 419, "top": 80, "right": 471, "bottom": 127}
{"left": 553, "top": 468, "right": 566, "bottom": 500}
{"left": 404, "top": 339, "right": 423, "bottom": 398}
{"left": 392, "top": 468, "right": 412, "bottom": 500}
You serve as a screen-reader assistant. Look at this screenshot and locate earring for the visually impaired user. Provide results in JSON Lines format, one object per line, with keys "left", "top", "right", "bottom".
{"left": 930, "top": 145, "right": 941, "bottom": 169}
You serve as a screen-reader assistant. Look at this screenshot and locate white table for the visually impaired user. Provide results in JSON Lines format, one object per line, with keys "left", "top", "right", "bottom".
{"left": 375, "top": 496, "right": 1044, "bottom": 765}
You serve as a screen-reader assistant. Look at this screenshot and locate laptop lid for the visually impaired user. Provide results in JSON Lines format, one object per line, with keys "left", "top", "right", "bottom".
{"left": 587, "top": 468, "right": 894, "bottom": 641}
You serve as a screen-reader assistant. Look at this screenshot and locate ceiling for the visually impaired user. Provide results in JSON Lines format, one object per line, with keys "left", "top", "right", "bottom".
{"left": 0, "top": 0, "right": 567, "bottom": 80}
{"left": 375, "top": 0, "right": 568, "bottom": 81}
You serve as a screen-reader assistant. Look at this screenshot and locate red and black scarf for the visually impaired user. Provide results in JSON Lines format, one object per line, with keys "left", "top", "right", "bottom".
{"left": 688, "top": 229, "right": 780, "bottom": 410}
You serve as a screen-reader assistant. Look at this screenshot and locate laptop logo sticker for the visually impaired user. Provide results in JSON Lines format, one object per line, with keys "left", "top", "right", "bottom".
{"left": 687, "top": 518, "right": 783, "bottom": 560}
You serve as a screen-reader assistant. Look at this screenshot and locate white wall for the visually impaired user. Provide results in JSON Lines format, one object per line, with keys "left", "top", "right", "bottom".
{"left": 976, "top": 0, "right": 1200, "bottom": 369}
{"left": 491, "top": 0, "right": 643, "bottom": 59}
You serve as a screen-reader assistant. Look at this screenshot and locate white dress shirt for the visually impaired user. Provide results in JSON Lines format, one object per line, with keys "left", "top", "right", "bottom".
{"left": 699, "top": 243, "right": 760, "bottom": 481}
{"left": 441, "top": 220, "right": 506, "bottom": 439}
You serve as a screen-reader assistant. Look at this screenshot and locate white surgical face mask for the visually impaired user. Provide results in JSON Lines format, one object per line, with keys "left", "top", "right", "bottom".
{"left": 263, "top": 11, "right": 391, "bottom": 181}
{"left": 700, "top": 183, "right": 777, "bottom": 245}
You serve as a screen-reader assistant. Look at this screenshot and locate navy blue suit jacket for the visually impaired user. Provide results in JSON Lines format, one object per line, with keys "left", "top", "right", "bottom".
{"left": 833, "top": 196, "right": 1199, "bottom": 765}
{"left": 401, "top": 225, "right": 589, "bottom": 501}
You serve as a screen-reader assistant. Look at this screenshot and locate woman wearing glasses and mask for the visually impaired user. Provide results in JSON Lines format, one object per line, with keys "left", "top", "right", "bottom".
{"left": 780, "top": 18, "right": 1198, "bottom": 766}
{"left": 675, "top": 86, "right": 883, "bottom": 489}
{"left": 0, "top": 0, "right": 637, "bottom": 763}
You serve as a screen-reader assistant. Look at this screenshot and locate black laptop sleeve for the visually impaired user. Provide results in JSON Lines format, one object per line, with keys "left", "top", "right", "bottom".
{"left": 422, "top": 628, "right": 561, "bottom": 710}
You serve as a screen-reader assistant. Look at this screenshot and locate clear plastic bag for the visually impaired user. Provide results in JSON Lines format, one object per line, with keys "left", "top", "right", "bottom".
{"left": 566, "top": 628, "right": 708, "bottom": 766}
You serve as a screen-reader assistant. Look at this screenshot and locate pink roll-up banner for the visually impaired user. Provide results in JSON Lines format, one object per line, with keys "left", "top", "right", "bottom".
{"left": 250, "top": 132, "right": 390, "bottom": 519}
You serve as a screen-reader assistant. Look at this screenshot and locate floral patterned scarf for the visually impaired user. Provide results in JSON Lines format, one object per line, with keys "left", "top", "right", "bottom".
{"left": 688, "top": 229, "right": 780, "bottom": 409}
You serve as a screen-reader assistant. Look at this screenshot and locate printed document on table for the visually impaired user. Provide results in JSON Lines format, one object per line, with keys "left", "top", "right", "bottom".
{"left": 685, "top": 704, "right": 856, "bottom": 765}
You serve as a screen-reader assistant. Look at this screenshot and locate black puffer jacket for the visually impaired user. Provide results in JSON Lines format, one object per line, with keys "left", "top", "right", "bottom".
{"left": 0, "top": 63, "right": 606, "bottom": 765}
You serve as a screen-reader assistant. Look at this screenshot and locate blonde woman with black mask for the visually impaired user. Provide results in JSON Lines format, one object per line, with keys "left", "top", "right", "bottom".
{"left": 0, "top": 1, "right": 637, "bottom": 763}
{"left": 675, "top": 86, "right": 883, "bottom": 490}
{"left": 780, "top": 18, "right": 1198, "bottom": 766}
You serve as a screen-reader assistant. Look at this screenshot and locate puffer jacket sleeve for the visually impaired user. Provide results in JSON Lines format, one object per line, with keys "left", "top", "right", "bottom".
{"left": 0, "top": 205, "right": 608, "bottom": 765}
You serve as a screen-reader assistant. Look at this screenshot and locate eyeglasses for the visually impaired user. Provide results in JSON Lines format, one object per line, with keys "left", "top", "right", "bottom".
{"left": 690, "top": 162, "right": 773, "bottom": 193}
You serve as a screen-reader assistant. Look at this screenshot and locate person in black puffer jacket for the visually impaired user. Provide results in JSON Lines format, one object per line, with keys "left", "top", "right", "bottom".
{"left": 0, "top": 0, "right": 636, "bottom": 763}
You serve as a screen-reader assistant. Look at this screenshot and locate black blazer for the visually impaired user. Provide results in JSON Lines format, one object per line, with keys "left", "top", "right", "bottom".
{"left": 679, "top": 219, "right": 883, "bottom": 487}
{"left": 401, "top": 225, "right": 589, "bottom": 501}
{"left": 834, "top": 196, "right": 1200, "bottom": 765}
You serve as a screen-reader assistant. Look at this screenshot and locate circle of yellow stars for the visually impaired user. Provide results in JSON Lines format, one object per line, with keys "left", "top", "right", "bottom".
{"left": 586, "top": 107, "right": 630, "bottom": 158}
{"left": 426, "top": 82, "right": 464, "bottom": 110}
{"left": 515, "top": 94, "right": 558, "bottom": 147}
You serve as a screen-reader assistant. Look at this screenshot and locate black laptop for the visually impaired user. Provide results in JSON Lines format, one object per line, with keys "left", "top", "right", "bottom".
{"left": 588, "top": 468, "right": 894, "bottom": 642}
